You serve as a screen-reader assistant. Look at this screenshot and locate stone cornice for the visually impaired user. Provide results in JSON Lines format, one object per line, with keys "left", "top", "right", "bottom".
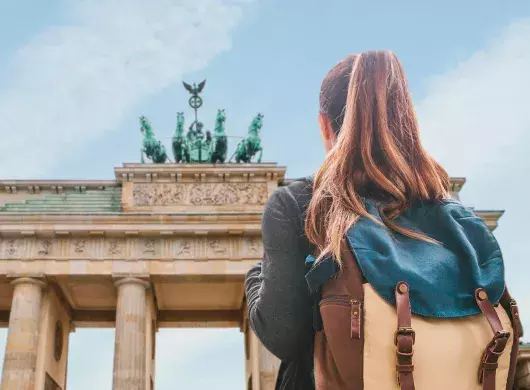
{"left": 282, "top": 176, "right": 468, "bottom": 194}
{"left": 450, "top": 177, "right": 466, "bottom": 193}
{"left": 0, "top": 235, "right": 263, "bottom": 262}
{"left": 475, "top": 210, "right": 504, "bottom": 231}
{"left": 0, "top": 180, "right": 118, "bottom": 194}
{"left": 0, "top": 212, "right": 262, "bottom": 237}
{"left": 0, "top": 209, "right": 502, "bottom": 234}
{"left": 0, "top": 220, "right": 261, "bottom": 238}
{"left": 115, "top": 163, "right": 286, "bottom": 184}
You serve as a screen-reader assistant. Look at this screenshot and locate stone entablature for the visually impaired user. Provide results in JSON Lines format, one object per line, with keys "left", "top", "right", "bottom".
{"left": 132, "top": 182, "right": 268, "bottom": 207}
{"left": 0, "top": 180, "right": 117, "bottom": 195}
{"left": 0, "top": 212, "right": 262, "bottom": 235}
{"left": 118, "top": 163, "right": 285, "bottom": 213}
{"left": 115, "top": 163, "right": 284, "bottom": 183}
{"left": 0, "top": 235, "right": 262, "bottom": 262}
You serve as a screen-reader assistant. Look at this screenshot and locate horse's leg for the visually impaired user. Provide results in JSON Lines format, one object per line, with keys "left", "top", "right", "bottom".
{"left": 257, "top": 148, "right": 263, "bottom": 163}
{"left": 141, "top": 148, "right": 145, "bottom": 163}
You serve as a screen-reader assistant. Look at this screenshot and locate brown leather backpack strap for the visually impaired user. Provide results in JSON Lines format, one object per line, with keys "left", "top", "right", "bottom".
{"left": 340, "top": 239, "right": 365, "bottom": 386}
{"left": 499, "top": 287, "right": 523, "bottom": 390}
{"left": 475, "top": 288, "right": 510, "bottom": 390}
{"left": 395, "top": 281, "right": 415, "bottom": 390}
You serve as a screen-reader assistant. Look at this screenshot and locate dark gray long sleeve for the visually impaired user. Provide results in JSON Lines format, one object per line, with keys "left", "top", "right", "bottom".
{"left": 245, "top": 181, "right": 314, "bottom": 361}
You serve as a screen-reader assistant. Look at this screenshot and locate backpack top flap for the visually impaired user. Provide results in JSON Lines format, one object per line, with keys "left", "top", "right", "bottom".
{"left": 345, "top": 198, "right": 504, "bottom": 318}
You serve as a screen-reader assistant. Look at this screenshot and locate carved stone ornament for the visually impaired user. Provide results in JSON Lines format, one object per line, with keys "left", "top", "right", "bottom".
{"left": 0, "top": 236, "right": 263, "bottom": 260}
{"left": 175, "top": 239, "right": 192, "bottom": 257}
{"left": 38, "top": 240, "right": 52, "bottom": 256}
{"left": 5, "top": 239, "right": 17, "bottom": 256}
{"left": 144, "top": 239, "right": 156, "bottom": 255}
{"left": 248, "top": 238, "right": 260, "bottom": 254}
{"left": 133, "top": 183, "right": 184, "bottom": 206}
{"left": 107, "top": 240, "right": 123, "bottom": 255}
{"left": 209, "top": 239, "right": 227, "bottom": 255}
{"left": 74, "top": 240, "right": 86, "bottom": 253}
{"left": 132, "top": 183, "right": 268, "bottom": 206}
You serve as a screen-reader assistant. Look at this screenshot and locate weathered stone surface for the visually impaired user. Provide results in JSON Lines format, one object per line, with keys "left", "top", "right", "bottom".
{"left": 0, "top": 236, "right": 262, "bottom": 261}
{"left": 132, "top": 183, "right": 268, "bottom": 206}
{"left": 0, "top": 277, "right": 46, "bottom": 390}
{"left": 112, "top": 278, "right": 149, "bottom": 390}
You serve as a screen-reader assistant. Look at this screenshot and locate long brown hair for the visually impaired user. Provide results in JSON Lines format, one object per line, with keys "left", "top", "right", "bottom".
{"left": 305, "top": 51, "right": 450, "bottom": 264}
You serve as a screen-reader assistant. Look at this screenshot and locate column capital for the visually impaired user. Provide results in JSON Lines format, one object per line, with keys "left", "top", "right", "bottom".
{"left": 9, "top": 276, "right": 47, "bottom": 289}
{"left": 114, "top": 276, "right": 150, "bottom": 289}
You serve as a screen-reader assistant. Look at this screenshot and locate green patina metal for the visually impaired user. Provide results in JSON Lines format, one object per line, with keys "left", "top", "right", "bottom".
{"left": 172, "top": 112, "right": 188, "bottom": 163}
{"left": 140, "top": 116, "right": 168, "bottom": 164}
{"left": 170, "top": 109, "right": 227, "bottom": 164}
{"left": 231, "top": 113, "right": 264, "bottom": 163}
{"left": 186, "top": 120, "right": 211, "bottom": 163}
{"left": 210, "top": 109, "right": 228, "bottom": 163}
{"left": 140, "top": 80, "right": 263, "bottom": 164}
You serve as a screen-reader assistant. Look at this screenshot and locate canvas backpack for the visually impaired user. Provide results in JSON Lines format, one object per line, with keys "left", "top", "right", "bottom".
{"left": 306, "top": 239, "right": 523, "bottom": 390}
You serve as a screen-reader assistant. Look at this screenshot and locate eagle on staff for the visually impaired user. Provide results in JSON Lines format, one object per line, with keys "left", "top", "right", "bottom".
{"left": 182, "top": 80, "right": 206, "bottom": 96}
{"left": 183, "top": 80, "right": 206, "bottom": 121}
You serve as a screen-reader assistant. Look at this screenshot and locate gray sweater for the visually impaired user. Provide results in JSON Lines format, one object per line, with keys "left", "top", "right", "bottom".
{"left": 245, "top": 179, "right": 315, "bottom": 389}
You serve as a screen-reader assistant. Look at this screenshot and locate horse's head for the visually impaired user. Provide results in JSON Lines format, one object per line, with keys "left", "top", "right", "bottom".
{"left": 249, "top": 113, "right": 264, "bottom": 134}
{"left": 139, "top": 116, "right": 152, "bottom": 135}
{"left": 176, "top": 112, "right": 185, "bottom": 125}
{"left": 176, "top": 112, "right": 185, "bottom": 135}
{"left": 216, "top": 109, "right": 226, "bottom": 124}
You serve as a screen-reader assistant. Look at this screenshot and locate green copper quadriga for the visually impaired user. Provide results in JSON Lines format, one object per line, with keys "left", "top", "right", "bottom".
{"left": 139, "top": 80, "right": 264, "bottom": 164}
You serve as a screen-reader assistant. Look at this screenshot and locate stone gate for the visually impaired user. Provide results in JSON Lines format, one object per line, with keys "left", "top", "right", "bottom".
{"left": 0, "top": 163, "right": 519, "bottom": 389}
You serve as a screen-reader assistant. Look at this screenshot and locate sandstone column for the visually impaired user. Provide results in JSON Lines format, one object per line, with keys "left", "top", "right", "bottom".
{"left": 112, "top": 277, "right": 150, "bottom": 390}
{"left": 0, "top": 277, "right": 46, "bottom": 390}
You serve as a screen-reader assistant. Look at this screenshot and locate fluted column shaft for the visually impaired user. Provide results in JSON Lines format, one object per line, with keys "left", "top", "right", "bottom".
{"left": 112, "top": 277, "right": 149, "bottom": 390}
{"left": 0, "top": 277, "right": 46, "bottom": 390}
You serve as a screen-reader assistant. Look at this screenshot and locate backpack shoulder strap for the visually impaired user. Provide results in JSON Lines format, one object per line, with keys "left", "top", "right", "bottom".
{"left": 499, "top": 287, "right": 523, "bottom": 389}
{"left": 395, "top": 282, "right": 415, "bottom": 390}
{"left": 475, "top": 288, "right": 511, "bottom": 390}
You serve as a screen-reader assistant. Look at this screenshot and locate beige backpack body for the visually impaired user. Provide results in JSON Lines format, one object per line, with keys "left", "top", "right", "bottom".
{"left": 311, "top": 243, "right": 521, "bottom": 390}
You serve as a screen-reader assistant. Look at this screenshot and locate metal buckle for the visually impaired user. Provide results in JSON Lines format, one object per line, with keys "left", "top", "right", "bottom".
{"left": 394, "top": 327, "right": 416, "bottom": 345}
{"left": 494, "top": 330, "right": 510, "bottom": 340}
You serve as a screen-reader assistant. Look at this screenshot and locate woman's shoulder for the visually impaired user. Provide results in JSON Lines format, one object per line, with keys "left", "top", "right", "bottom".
{"left": 266, "top": 176, "right": 314, "bottom": 213}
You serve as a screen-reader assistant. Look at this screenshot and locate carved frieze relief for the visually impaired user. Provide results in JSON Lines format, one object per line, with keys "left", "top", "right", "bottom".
{"left": 132, "top": 183, "right": 268, "bottom": 206}
{"left": 4, "top": 239, "right": 20, "bottom": 257}
{"left": 0, "top": 236, "right": 263, "bottom": 260}
{"left": 106, "top": 239, "right": 124, "bottom": 256}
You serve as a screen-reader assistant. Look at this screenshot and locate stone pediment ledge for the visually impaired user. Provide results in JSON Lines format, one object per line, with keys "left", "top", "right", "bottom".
{"left": 0, "top": 212, "right": 263, "bottom": 237}
{"left": 115, "top": 163, "right": 286, "bottom": 183}
{"left": 282, "top": 176, "right": 467, "bottom": 196}
{"left": 0, "top": 180, "right": 117, "bottom": 194}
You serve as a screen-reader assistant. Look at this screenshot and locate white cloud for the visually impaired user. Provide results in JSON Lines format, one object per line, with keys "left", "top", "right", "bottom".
{"left": 417, "top": 19, "right": 530, "bottom": 335}
{"left": 0, "top": 1, "right": 251, "bottom": 387}
{"left": 0, "top": 0, "right": 252, "bottom": 178}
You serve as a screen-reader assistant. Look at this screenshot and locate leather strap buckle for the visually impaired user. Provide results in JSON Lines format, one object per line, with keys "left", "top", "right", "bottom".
{"left": 394, "top": 327, "right": 416, "bottom": 345}
{"left": 489, "top": 330, "right": 510, "bottom": 353}
{"left": 493, "top": 330, "right": 510, "bottom": 341}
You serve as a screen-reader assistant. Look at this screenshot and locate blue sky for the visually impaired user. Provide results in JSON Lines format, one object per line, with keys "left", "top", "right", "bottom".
{"left": 1, "top": 0, "right": 530, "bottom": 388}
